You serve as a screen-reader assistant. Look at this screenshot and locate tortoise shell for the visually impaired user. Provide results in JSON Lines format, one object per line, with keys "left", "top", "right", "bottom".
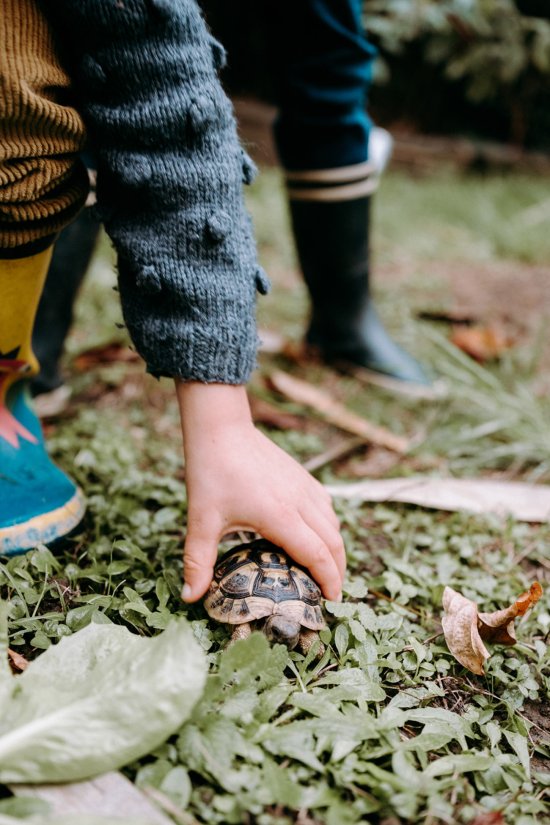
{"left": 204, "top": 539, "right": 326, "bottom": 630}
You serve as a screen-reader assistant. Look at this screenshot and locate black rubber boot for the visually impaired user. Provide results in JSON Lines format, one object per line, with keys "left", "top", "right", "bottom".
{"left": 31, "top": 209, "right": 100, "bottom": 396}
{"left": 289, "top": 195, "right": 432, "bottom": 388}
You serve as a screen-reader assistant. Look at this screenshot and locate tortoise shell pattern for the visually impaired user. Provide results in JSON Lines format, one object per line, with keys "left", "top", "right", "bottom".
{"left": 204, "top": 539, "right": 326, "bottom": 629}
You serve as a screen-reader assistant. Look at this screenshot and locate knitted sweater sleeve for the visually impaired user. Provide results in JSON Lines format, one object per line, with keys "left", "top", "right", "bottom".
{"left": 42, "top": 0, "right": 269, "bottom": 383}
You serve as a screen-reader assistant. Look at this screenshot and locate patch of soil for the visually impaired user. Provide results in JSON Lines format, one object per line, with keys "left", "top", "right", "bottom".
{"left": 523, "top": 699, "right": 550, "bottom": 743}
{"left": 379, "top": 258, "right": 550, "bottom": 375}
{"left": 519, "top": 555, "right": 550, "bottom": 585}
{"left": 523, "top": 699, "right": 550, "bottom": 775}
{"left": 341, "top": 446, "right": 402, "bottom": 479}
{"left": 433, "top": 675, "right": 476, "bottom": 716}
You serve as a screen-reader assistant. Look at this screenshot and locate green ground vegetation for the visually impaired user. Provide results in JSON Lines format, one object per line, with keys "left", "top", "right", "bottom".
{"left": 1, "top": 167, "right": 549, "bottom": 824}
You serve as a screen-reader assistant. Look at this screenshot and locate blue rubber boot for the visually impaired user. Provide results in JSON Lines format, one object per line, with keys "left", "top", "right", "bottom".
{"left": 0, "top": 249, "right": 85, "bottom": 555}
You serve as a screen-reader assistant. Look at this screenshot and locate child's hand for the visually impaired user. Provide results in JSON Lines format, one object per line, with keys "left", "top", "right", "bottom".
{"left": 175, "top": 381, "right": 345, "bottom": 603}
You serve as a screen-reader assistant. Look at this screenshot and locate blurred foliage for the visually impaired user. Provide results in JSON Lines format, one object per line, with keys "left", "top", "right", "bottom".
{"left": 364, "top": 0, "right": 550, "bottom": 145}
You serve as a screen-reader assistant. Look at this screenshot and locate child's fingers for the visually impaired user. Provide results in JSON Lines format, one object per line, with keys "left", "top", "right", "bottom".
{"left": 181, "top": 522, "right": 219, "bottom": 602}
{"left": 299, "top": 502, "right": 346, "bottom": 583}
{"left": 262, "top": 518, "right": 342, "bottom": 602}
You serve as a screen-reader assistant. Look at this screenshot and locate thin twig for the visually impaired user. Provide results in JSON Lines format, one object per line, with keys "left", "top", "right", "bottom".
{"left": 401, "top": 631, "right": 444, "bottom": 652}
{"left": 142, "top": 786, "right": 201, "bottom": 825}
{"left": 512, "top": 539, "right": 540, "bottom": 567}
{"left": 269, "top": 369, "right": 410, "bottom": 452}
{"left": 437, "top": 674, "right": 449, "bottom": 710}
{"left": 315, "top": 661, "right": 339, "bottom": 678}
{"left": 302, "top": 436, "right": 364, "bottom": 473}
{"left": 367, "top": 588, "right": 437, "bottom": 623}
{"left": 449, "top": 771, "right": 460, "bottom": 807}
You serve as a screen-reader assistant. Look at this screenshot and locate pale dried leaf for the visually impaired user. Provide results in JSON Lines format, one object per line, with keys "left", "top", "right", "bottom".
{"left": 442, "top": 587, "right": 490, "bottom": 676}
{"left": 324, "top": 476, "right": 550, "bottom": 523}
{"left": 442, "top": 583, "right": 543, "bottom": 675}
{"left": 257, "top": 328, "right": 287, "bottom": 355}
{"left": 268, "top": 370, "right": 409, "bottom": 453}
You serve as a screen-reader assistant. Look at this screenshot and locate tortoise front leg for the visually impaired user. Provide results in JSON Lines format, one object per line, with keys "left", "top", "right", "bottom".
{"left": 297, "top": 629, "right": 325, "bottom": 658}
{"left": 229, "top": 622, "right": 252, "bottom": 645}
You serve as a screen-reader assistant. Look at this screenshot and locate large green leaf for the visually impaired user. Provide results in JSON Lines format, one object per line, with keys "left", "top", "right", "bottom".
{"left": 0, "top": 619, "right": 206, "bottom": 783}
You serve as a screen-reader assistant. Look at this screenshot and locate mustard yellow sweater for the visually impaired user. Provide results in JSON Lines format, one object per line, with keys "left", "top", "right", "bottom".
{"left": 0, "top": 0, "right": 88, "bottom": 254}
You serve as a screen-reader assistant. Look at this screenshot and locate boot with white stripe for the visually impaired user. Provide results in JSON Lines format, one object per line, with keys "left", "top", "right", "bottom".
{"left": 286, "top": 146, "right": 434, "bottom": 394}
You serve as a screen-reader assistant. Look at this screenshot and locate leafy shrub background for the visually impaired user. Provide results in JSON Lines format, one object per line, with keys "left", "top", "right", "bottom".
{"left": 364, "top": 0, "right": 550, "bottom": 147}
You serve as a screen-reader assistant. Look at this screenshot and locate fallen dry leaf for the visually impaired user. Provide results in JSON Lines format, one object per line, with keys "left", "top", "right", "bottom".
{"left": 324, "top": 476, "right": 550, "bottom": 522}
{"left": 257, "top": 327, "right": 287, "bottom": 355}
{"left": 442, "top": 589, "right": 490, "bottom": 675}
{"left": 478, "top": 581, "right": 543, "bottom": 645}
{"left": 256, "top": 329, "right": 315, "bottom": 364}
{"left": 468, "top": 812, "right": 505, "bottom": 825}
{"left": 417, "top": 309, "right": 479, "bottom": 325}
{"left": 268, "top": 370, "right": 409, "bottom": 453}
{"left": 73, "top": 343, "right": 140, "bottom": 371}
{"left": 442, "top": 583, "right": 543, "bottom": 675}
{"left": 450, "top": 324, "right": 514, "bottom": 362}
{"left": 8, "top": 647, "right": 29, "bottom": 672}
{"left": 248, "top": 396, "right": 306, "bottom": 431}
{"left": 33, "top": 385, "right": 72, "bottom": 420}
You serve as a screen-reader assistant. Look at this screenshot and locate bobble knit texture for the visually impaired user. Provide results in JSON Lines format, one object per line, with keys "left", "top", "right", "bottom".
{"left": 43, "top": 0, "right": 268, "bottom": 383}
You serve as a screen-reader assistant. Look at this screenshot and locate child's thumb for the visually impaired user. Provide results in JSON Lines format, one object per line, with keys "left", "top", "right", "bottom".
{"left": 181, "top": 528, "right": 218, "bottom": 602}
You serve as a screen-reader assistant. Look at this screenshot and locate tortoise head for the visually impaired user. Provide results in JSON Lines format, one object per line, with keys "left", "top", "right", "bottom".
{"left": 263, "top": 615, "right": 301, "bottom": 649}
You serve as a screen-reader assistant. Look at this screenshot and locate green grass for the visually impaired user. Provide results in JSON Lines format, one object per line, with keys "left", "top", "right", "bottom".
{"left": 1, "top": 166, "right": 549, "bottom": 824}
{"left": 249, "top": 168, "right": 550, "bottom": 480}
{"left": 248, "top": 167, "right": 550, "bottom": 270}
{"left": 375, "top": 172, "right": 550, "bottom": 266}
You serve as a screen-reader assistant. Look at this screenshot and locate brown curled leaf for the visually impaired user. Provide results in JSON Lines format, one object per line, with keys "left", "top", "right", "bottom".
{"left": 479, "top": 581, "right": 543, "bottom": 645}
{"left": 73, "top": 343, "right": 139, "bottom": 370}
{"left": 468, "top": 812, "right": 505, "bottom": 825}
{"left": 8, "top": 648, "right": 29, "bottom": 672}
{"left": 450, "top": 323, "right": 515, "bottom": 362}
{"left": 442, "top": 582, "right": 543, "bottom": 676}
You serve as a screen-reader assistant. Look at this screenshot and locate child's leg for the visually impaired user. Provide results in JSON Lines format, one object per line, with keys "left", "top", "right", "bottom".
{"left": 0, "top": 0, "right": 89, "bottom": 553}
{"left": 0, "top": 250, "right": 86, "bottom": 553}
{"left": 266, "top": 0, "right": 432, "bottom": 389}
{"left": 32, "top": 209, "right": 101, "bottom": 396}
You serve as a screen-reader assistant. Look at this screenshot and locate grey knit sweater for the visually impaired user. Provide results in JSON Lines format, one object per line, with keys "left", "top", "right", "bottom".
{"left": 43, "top": 0, "right": 269, "bottom": 383}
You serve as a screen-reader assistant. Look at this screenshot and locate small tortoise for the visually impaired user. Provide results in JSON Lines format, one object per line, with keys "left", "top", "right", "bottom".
{"left": 204, "top": 539, "right": 327, "bottom": 654}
